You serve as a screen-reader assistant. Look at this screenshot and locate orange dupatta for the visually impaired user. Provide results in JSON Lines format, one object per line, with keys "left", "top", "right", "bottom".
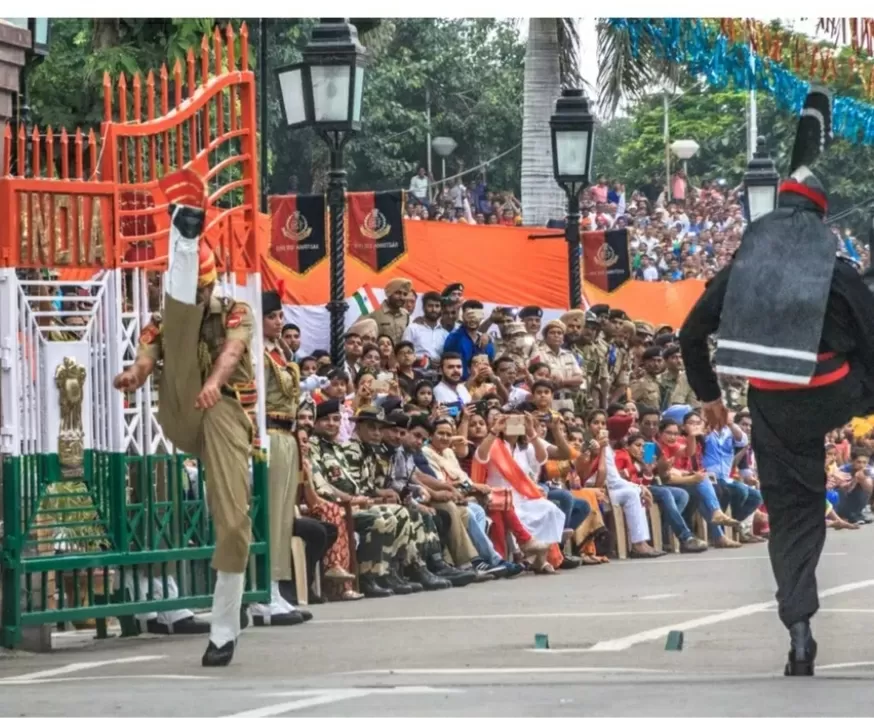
{"left": 472, "top": 439, "right": 563, "bottom": 568}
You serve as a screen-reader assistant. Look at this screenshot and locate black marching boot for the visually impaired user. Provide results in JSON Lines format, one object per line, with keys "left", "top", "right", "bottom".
{"left": 378, "top": 571, "right": 413, "bottom": 596}
{"left": 359, "top": 574, "right": 394, "bottom": 598}
{"left": 408, "top": 563, "right": 451, "bottom": 591}
{"left": 202, "top": 640, "right": 235, "bottom": 668}
{"left": 784, "top": 621, "right": 817, "bottom": 676}
{"left": 428, "top": 556, "right": 477, "bottom": 588}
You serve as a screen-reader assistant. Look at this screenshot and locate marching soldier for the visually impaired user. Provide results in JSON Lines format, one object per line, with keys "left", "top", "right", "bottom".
{"left": 249, "top": 289, "right": 311, "bottom": 626}
{"left": 113, "top": 171, "right": 256, "bottom": 667}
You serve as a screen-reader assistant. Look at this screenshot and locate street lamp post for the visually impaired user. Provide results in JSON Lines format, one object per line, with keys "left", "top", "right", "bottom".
{"left": 275, "top": 19, "right": 367, "bottom": 368}
{"left": 550, "top": 88, "right": 595, "bottom": 309}
{"left": 670, "top": 138, "right": 699, "bottom": 178}
{"left": 743, "top": 135, "right": 779, "bottom": 223}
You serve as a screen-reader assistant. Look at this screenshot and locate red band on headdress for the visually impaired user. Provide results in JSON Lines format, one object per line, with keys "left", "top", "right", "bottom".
{"left": 779, "top": 180, "right": 828, "bottom": 213}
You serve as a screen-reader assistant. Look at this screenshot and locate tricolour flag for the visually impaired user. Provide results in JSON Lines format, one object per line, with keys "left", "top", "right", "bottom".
{"left": 351, "top": 284, "right": 379, "bottom": 315}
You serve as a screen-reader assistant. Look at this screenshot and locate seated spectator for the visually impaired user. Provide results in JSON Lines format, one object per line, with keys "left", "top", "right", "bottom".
{"left": 433, "top": 352, "right": 472, "bottom": 413}
{"left": 377, "top": 334, "right": 397, "bottom": 372}
{"left": 359, "top": 343, "right": 381, "bottom": 372}
{"left": 466, "top": 354, "right": 499, "bottom": 401}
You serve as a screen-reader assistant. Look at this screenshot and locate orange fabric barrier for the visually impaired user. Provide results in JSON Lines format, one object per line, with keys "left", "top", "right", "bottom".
{"left": 58, "top": 212, "right": 706, "bottom": 327}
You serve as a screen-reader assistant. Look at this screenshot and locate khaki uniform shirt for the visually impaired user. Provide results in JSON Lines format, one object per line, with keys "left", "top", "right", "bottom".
{"left": 308, "top": 434, "right": 359, "bottom": 500}
{"left": 630, "top": 373, "right": 662, "bottom": 408}
{"left": 137, "top": 297, "right": 255, "bottom": 390}
{"left": 370, "top": 303, "right": 410, "bottom": 345}
{"left": 661, "top": 370, "right": 698, "bottom": 409}
{"left": 530, "top": 343, "right": 585, "bottom": 391}
{"left": 264, "top": 339, "right": 300, "bottom": 419}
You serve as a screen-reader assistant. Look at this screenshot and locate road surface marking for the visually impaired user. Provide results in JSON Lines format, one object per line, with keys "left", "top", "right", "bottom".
{"left": 637, "top": 593, "right": 678, "bottom": 600}
{"left": 2, "top": 655, "right": 166, "bottom": 682}
{"left": 225, "top": 687, "right": 457, "bottom": 718}
{"left": 316, "top": 609, "right": 719, "bottom": 625}
{"left": 818, "top": 661, "right": 874, "bottom": 670}
{"left": 609, "top": 552, "right": 846, "bottom": 566}
{"left": 0, "top": 674, "right": 210, "bottom": 686}
{"left": 586, "top": 578, "right": 874, "bottom": 652}
{"left": 350, "top": 667, "right": 668, "bottom": 675}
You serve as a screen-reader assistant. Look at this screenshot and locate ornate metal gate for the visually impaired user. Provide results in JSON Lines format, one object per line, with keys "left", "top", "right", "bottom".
{"left": 0, "top": 24, "right": 270, "bottom": 649}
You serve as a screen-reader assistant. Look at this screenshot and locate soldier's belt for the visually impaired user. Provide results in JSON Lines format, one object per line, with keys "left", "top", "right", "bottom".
{"left": 266, "top": 416, "right": 295, "bottom": 433}
{"left": 220, "top": 382, "right": 258, "bottom": 408}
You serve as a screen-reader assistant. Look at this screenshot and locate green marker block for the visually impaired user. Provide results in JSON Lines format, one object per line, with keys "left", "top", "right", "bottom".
{"left": 665, "top": 630, "right": 684, "bottom": 651}
{"left": 534, "top": 633, "right": 550, "bottom": 649}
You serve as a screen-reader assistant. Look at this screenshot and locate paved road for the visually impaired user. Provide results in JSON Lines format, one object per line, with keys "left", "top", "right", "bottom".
{"left": 4, "top": 531, "right": 874, "bottom": 716}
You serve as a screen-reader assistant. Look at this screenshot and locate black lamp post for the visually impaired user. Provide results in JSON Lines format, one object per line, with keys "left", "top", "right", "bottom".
{"left": 550, "top": 88, "right": 595, "bottom": 309}
{"left": 743, "top": 135, "right": 779, "bottom": 223}
{"left": 275, "top": 19, "right": 367, "bottom": 368}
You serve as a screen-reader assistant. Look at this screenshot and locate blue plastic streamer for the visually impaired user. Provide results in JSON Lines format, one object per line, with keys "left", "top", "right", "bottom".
{"left": 607, "top": 18, "right": 874, "bottom": 146}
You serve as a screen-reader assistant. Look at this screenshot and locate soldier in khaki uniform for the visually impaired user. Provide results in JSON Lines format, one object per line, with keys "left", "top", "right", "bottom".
{"left": 530, "top": 319, "right": 585, "bottom": 411}
{"left": 562, "top": 309, "right": 607, "bottom": 413}
{"left": 249, "top": 289, "right": 309, "bottom": 626}
{"left": 370, "top": 278, "right": 412, "bottom": 345}
{"left": 630, "top": 346, "right": 665, "bottom": 408}
{"left": 660, "top": 345, "right": 699, "bottom": 409}
{"left": 114, "top": 186, "right": 255, "bottom": 668}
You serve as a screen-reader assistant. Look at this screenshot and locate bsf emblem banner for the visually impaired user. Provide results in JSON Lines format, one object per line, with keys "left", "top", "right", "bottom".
{"left": 268, "top": 194, "right": 327, "bottom": 275}
{"left": 346, "top": 190, "right": 407, "bottom": 272}
{"left": 582, "top": 228, "right": 631, "bottom": 292}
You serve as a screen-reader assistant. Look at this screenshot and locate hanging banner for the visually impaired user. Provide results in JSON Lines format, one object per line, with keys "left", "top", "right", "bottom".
{"left": 268, "top": 193, "right": 327, "bottom": 276}
{"left": 346, "top": 190, "right": 407, "bottom": 272}
{"left": 582, "top": 228, "right": 631, "bottom": 292}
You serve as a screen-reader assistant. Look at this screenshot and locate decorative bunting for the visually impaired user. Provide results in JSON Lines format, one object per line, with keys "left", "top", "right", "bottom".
{"left": 268, "top": 194, "right": 328, "bottom": 276}
{"left": 582, "top": 229, "right": 631, "bottom": 293}
{"left": 346, "top": 191, "right": 407, "bottom": 272}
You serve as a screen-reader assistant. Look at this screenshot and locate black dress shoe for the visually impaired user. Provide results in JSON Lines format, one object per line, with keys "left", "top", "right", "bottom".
{"left": 359, "top": 575, "right": 393, "bottom": 598}
{"left": 240, "top": 605, "right": 250, "bottom": 631}
{"left": 146, "top": 616, "right": 211, "bottom": 635}
{"left": 407, "top": 565, "right": 451, "bottom": 591}
{"left": 785, "top": 621, "right": 817, "bottom": 676}
{"left": 299, "top": 608, "right": 313, "bottom": 622}
{"left": 378, "top": 574, "right": 413, "bottom": 595}
{"left": 202, "top": 640, "right": 235, "bottom": 667}
{"left": 434, "top": 565, "right": 477, "bottom": 588}
{"left": 307, "top": 593, "right": 326, "bottom": 605}
{"left": 252, "top": 609, "right": 305, "bottom": 627}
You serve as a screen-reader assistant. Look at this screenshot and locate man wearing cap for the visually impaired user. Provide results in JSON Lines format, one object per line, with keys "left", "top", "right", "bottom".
{"left": 441, "top": 283, "right": 464, "bottom": 305}
{"left": 443, "top": 300, "right": 495, "bottom": 381}
{"left": 307, "top": 399, "right": 398, "bottom": 599}
{"left": 660, "top": 345, "right": 698, "bottom": 410}
{"left": 631, "top": 347, "right": 664, "bottom": 408}
{"left": 250, "top": 289, "right": 310, "bottom": 626}
{"left": 370, "top": 278, "right": 412, "bottom": 345}
{"left": 345, "top": 407, "right": 450, "bottom": 592}
{"left": 114, "top": 175, "right": 257, "bottom": 667}
{"left": 607, "top": 310, "right": 634, "bottom": 402}
{"left": 348, "top": 316, "right": 378, "bottom": 346}
{"left": 680, "top": 87, "right": 874, "bottom": 675}
{"left": 518, "top": 305, "right": 543, "bottom": 338}
{"left": 530, "top": 319, "right": 585, "bottom": 411}
{"left": 563, "top": 309, "right": 607, "bottom": 412}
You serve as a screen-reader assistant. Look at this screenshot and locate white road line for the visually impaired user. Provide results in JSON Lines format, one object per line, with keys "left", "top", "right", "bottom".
{"left": 637, "top": 593, "right": 678, "bottom": 601}
{"left": 609, "top": 552, "right": 846, "bottom": 566}
{"left": 316, "top": 609, "right": 719, "bottom": 625}
{"left": 2, "top": 655, "right": 166, "bottom": 682}
{"left": 225, "top": 687, "right": 457, "bottom": 718}
{"left": 349, "top": 667, "right": 668, "bottom": 675}
{"left": 0, "top": 674, "right": 211, "bottom": 686}
{"left": 586, "top": 578, "right": 874, "bottom": 652}
{"left": 818, "top": 661, "right": 874, "bottom": 671}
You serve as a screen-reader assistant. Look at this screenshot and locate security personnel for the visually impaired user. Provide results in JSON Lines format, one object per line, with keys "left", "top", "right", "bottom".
{"left": 249, "top": 289, "right": 309, "bottom": 626}
{"left": 370, "top": 278, "right": 412, "bottom": 345}
{"left": 518, "top": 305, "right": 543, "bottom": 338}
{"left": 608, "top": 310, "right": 635, "bottom": 403}
{"left": 630, "top": 346, "right": 664, "bottom": 408}
{"left": 114, "top": 181, "right": 255, "bottom": 667}
{"left": 660, "top": 345, "right": 698, "bottom": 410}
{"left": 564, "top": 309, "right": 608, "bottom": 412}
{"left": 530, "top": 319, "right": 585, "bottom": 411}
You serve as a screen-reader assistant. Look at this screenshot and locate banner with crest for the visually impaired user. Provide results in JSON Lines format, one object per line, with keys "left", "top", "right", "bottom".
{"left": 346, "top": 190, "right": 407, "bottom": 272}
{"left": 268, "top": 194, "right": 328, "bottom": 275}
{"left": 582, "top": 228, "right": 631, "bottom": 292}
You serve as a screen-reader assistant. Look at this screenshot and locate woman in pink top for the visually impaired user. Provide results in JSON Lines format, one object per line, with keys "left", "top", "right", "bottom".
{"left": 591, "top": 175, "right": 609, "bottom": 204}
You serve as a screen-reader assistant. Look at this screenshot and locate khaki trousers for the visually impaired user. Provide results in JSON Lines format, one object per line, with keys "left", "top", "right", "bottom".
{"left": 157, "top": 294, "right": 252, "bottom": 574}
{"left": 431, "top": 501, "right": 478, "bottom": 565}
{"left": 268, "top": 430, "right": 299, "bottom": 581}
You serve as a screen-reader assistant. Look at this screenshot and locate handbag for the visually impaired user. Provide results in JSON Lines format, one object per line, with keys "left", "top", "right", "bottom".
{"left": 487, "top": 487, "right": 513, "bottom": 511}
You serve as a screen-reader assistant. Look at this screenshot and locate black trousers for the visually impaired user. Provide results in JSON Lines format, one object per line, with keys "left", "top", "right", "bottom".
{"left": 292, "top": 516, "right": 338, "bottom": 592}
{"left": 747, "top": 371, "right": 864, "bottom": 629}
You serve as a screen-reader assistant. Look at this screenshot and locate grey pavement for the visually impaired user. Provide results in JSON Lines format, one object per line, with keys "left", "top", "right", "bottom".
{"left": 3, "top": 530, "right": 874, "bottom": 716}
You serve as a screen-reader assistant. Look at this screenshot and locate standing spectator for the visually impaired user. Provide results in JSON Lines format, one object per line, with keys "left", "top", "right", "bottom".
{"left": 281, "top": 323, "right": 302, "bottom": 361}
{"left": 637, "top": 255, "right": 659, "bottom": 281}
{"left": 671, "top": 168, "right": 687, "bottom": 207}
{"left": 591, "top": 175, "right": 609, "bottom": 204}
{"left": 443, "top": 300, "right": 495, "bottom": 380}
{"left": 402, "top": 291, "right": 448, "bottom": 368}
{"left": 370, "top": 278, "right": 412, "bottom": 345}
{"left": 409, "top": 167, "right": 431, "bottom": 206}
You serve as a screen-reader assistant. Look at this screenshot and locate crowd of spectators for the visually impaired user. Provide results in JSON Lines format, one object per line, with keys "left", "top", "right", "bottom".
{"left": 277, "top": 277, "right": 874, "bottom": 605}
{"left": 405, "top": 167, "right": 871, "bottom": 281}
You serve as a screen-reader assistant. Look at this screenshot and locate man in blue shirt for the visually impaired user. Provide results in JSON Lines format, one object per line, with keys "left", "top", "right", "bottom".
{"left": 442, "top": 299, "right": 494, "bottom": 380}
{"left": 701, "top": 419, "right": 762, "bottom": 523}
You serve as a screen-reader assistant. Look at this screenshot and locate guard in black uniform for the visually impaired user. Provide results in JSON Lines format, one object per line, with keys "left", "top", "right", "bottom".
{"left": 680, "top": 87, "right": 874, "bottom": 676}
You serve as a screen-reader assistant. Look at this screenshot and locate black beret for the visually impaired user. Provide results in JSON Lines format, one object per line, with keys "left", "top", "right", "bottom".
{"left": 408, "top": 414, "right": 434, "bottom": 433}
{"left": 441, "top": 283, "right": 464, "bottom": 297}
{"left": 584, "top": 311, "right": 600, "bottom": 326}
{"left": 654, "top": 333, "right": 677, "bottom": 347}
{"left": 642, "top": 346, "right": 663, "bottom": 361}
{"left": 381, "top": 397, "right": 404, "bottom": 414}
{"left": 262, "top": 290, "right": 282, "bottom": 316}
{"left": 315, "top": 398, "right": 342, "bottom": 419}
{"left": 608, "top": 308, "right": 629, "bottom": 320}
{"left": 589, "top": 304, "right": 610, "bottom": 316}
{"left": 386, "top": 410, "right": 411, "bottom": 429}
{"left": 518, "top": 305, "right": 543, "bottom": 319}
{"left": 662, "top": 345, "right": 681, "bottom": 359}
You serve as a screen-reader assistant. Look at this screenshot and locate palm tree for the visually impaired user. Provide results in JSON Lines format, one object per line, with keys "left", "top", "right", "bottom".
{"left": 521, "top": 18, "right": 678, "bottom": 226}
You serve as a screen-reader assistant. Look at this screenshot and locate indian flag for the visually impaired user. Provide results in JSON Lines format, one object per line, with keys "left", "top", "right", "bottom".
{"left": 351, "top": 284, "right": 379, "bottom": 315}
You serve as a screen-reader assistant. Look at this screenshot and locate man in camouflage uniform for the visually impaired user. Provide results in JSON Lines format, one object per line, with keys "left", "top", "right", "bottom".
{"left": 607, "top": 310, "right": 636, "bottom": 404}
{"left": 250, "top": 289, "right": 310, "bottom": 626}
{"left": 114, "top": 174, "right": 254, "bottom": 667}
{"left": 563, "top": 310, "right": 609, "bottom": 413}
{"left": 659, "top": 345, "right": 699, "bottom": 410}
{"left": 345, "top": 407, "right": 449, "bottom": 592}
{"left": 631, "top": 346, "right": 665, "bottom": 408}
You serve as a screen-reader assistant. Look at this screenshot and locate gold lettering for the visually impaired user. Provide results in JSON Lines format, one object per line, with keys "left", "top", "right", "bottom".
{"left": 89, "top": 196, "right": 106, "bottom": 265}
{"left": 53, "top": 195, "right": 72, "bottom": 265}
{"left": 30, "top": 193, "right": 52, "bottom": 265}
{"left": 19, "top": 192, "right": 30, "bottom": 264}
{"left": 76, "top": 196, "right": 86, "bottom": 265}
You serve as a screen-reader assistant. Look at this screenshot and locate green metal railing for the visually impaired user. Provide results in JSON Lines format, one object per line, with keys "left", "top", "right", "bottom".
{"left": 1, "top": 451, "right": 269, "bottom": 648}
